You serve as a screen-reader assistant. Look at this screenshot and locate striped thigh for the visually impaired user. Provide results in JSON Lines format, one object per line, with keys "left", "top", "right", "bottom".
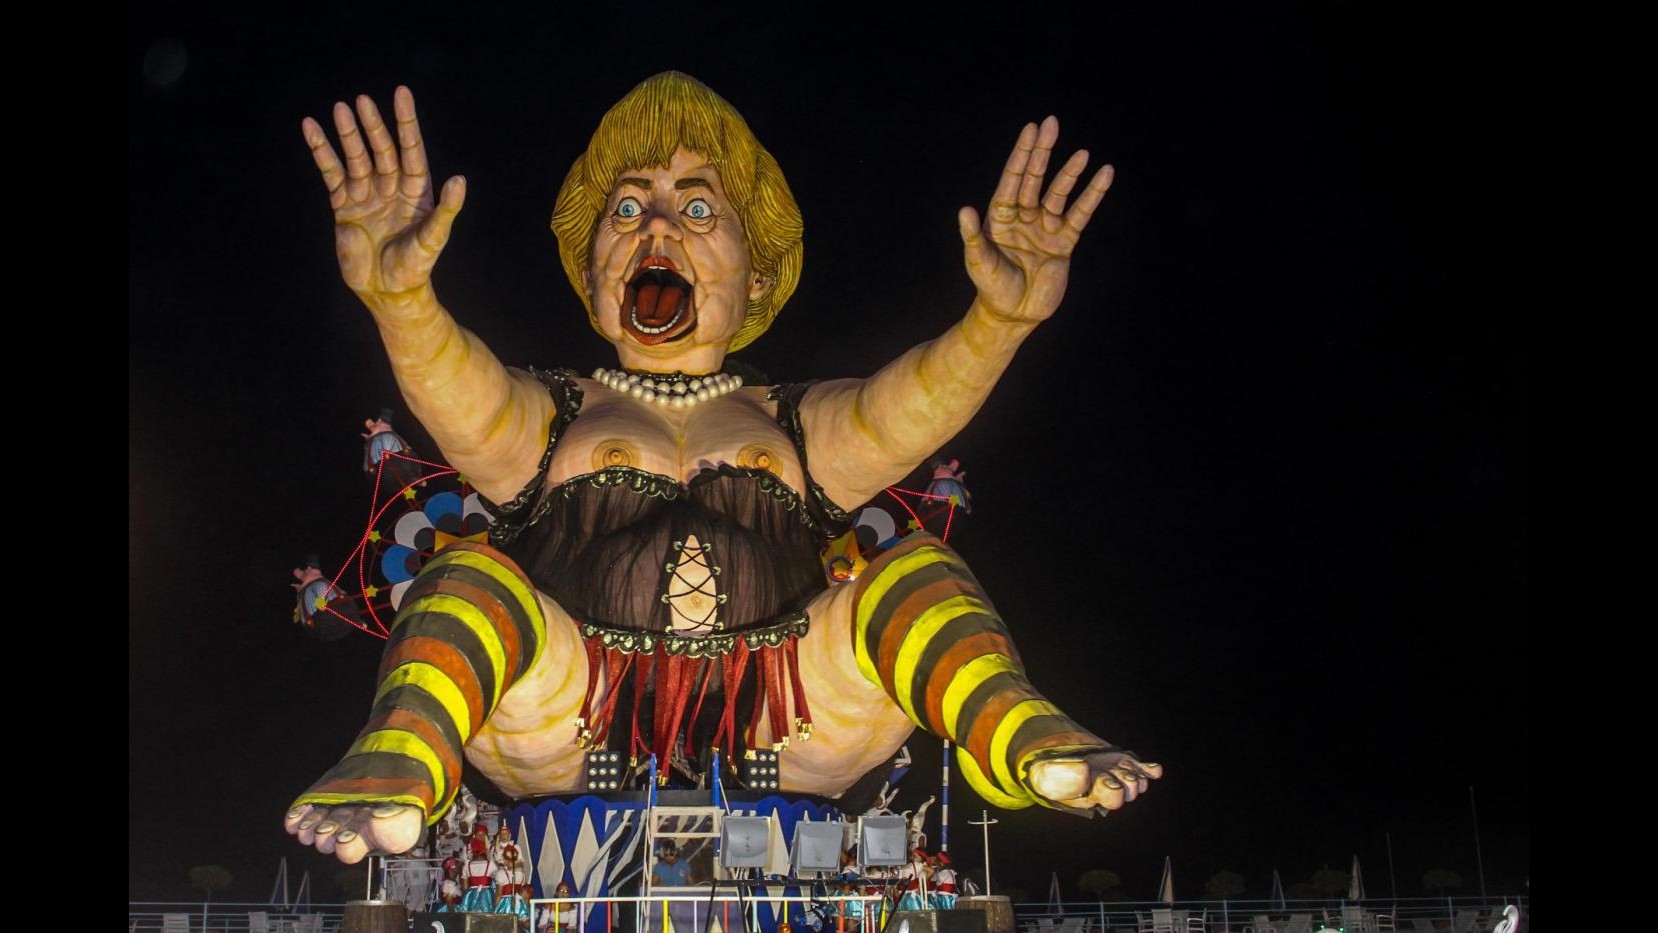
{"left": 289, "top": 542, "right": 545, "bottom": 821}
{"left": 851, "top": 534, "right": 1105, "bottom": 812}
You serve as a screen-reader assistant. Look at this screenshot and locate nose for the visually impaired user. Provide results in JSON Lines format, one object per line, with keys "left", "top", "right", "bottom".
{"left": 645, "top": 209, "right": 682, "bottom": 249}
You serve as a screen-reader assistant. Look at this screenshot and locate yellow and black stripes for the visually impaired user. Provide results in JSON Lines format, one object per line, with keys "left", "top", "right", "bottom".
{"left": 290, "top": 542, "right": 545, "bottom": 822}
{"left": 852, "top": 534, "right": 1105, "bottom": 813}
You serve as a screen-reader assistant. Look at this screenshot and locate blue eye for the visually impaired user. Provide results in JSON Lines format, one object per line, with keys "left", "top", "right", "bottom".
{"left": 684, "top": 198, "right": 711, "bottom": 220}
{"left": 615, "top": 197, "right": 643, "bottom": 219}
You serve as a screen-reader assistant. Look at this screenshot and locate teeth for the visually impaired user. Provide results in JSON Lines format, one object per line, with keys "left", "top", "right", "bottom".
{"left": 629, "top": 304, "right": 686, "bottom": 335}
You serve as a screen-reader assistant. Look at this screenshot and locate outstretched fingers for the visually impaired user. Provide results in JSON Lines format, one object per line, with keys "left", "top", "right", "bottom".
{"left": 355, "top": 95, "right": 399, "bottom": 198}
{"left": 989, "top": 122, "right": 1039, "bottom": 221}
{"left": 302, "top": 118, "right": 348, "bottom": 210}
{"left": 393, "top": 86, "right": 430, "bottom": 200}
{"left": 1017, "top": 116, "right": 1060, "bottom": 210}
{"left": 1064, "top": 164, "right": 1115, "bottom": 234}
{"left": 331, "top": 101, "right": 373, "bottom": 203}
{"left": 1042, "top": 149, "right": 1091, "bottom": 216}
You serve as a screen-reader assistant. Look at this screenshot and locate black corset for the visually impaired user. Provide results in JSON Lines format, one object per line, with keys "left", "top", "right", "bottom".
{"left": 497, "top": 464, "right": 829, "bottom": 633}
{"left": 484, "top": 370, "right": 851, "bottom": 637}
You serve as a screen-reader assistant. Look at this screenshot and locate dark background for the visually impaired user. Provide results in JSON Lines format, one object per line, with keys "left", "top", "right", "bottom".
{"left": 130, "top": 2, "right": 1527, "bottom": 904}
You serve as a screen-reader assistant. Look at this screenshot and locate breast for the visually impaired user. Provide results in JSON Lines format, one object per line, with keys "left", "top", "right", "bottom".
{"left": 549, "top": 382, "right": 807, "bottom": 493}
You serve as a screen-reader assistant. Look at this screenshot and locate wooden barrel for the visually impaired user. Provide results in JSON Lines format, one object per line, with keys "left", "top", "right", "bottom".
{"left": 956, "top": 896, "right": 1016, "bottom": 933}
{"left": 340, "top": 899, "right": 409, "bottom": 933}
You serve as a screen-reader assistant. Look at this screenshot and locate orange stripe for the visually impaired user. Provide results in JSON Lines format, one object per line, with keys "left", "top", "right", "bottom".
{"left": 376, "top": 636, "right": 488, "bottom": 735}
{"left": 874, "top": 575, "right": 978, "bottom": 695}
{"left": 427, "top": 578, "right": 524, "bottom": 685}
{"left": 921, "top": 630, "right": 1013, "bottom": 732}
{"left": 963, "top": 681, "right": 1044, "bottom": 769}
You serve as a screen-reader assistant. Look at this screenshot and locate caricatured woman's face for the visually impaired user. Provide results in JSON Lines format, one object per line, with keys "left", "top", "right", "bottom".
{"left": 584, "top": 147, "right": 767, "bottom": 371}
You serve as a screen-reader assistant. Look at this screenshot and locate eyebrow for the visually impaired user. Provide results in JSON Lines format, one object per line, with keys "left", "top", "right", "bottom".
{"left": 617, "top": 177, "right": 652, "bottom": 190}
{"left": 675, "top": 177, "right": 712, "bottom": 191}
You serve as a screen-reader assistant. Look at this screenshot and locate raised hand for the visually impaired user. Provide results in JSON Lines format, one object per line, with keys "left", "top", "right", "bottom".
{"left": 1028, "top": 750, "right": 1164, "bottom": 814}
{"left": 301, "top": 86, "right": 465, "bottom": 310}
{"left": 958, "top": 116, "right": 1112, "bottom": 325}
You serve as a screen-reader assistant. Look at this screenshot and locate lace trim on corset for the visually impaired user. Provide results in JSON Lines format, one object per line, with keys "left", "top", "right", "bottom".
{"left": 579, "top": 611, "right": 810, "bottom": 659}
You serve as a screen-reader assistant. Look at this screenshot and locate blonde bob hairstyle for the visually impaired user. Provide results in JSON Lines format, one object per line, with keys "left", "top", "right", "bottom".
{"left": 551, "top": 72, "right": 803, "bottom": 353}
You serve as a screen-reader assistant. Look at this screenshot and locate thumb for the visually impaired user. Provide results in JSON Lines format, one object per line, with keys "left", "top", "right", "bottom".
{"left": 958, "top": 206, "right": 1001, "bottom": 280}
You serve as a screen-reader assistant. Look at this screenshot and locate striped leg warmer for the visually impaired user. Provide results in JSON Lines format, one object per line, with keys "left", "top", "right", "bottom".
{"left": 289, "top": 542, "right": 545, "bottom": 822}
{"left": 852, "top": 534, "right": 1106, "bottom": 813}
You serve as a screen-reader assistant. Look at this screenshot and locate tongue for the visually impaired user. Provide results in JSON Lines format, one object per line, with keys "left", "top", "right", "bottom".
{"left": 634, "top": 281, "right": 687, "bottom": 325}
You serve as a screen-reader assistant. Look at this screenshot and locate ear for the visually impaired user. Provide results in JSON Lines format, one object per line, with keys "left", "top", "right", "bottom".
{"left": 582, "top": 268, "right": 594, "bottom": 296}
{"left": 748, "top": 271, "right": 772, "bottom": 302}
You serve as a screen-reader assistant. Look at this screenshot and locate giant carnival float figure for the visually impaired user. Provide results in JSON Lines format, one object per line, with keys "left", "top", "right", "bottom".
{"left": 285, "top": 73, "right": 1163, "bottom": 866}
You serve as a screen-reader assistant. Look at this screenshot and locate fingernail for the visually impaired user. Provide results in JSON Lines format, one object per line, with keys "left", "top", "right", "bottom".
{"left": 338, "top": 831, "right": 358, "bottom": 843}
{"left": 372, "top": 805, "right": 403, "bottom": 817}
{"left": 287, "top": 807, "right": 305, "bottom": 819}
{"left": 316, "top": 821, "right": 339, "bottom": 834}
{"left": 1103, "top": 779, "right": 1123, "bottom": 790}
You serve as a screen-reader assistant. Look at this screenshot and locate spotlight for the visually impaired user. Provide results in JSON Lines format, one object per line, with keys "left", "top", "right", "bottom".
{"left": 720, "top": 815, "right": 773, "bottom": 869}
{"left": 790, "top": 820, "right": 846, "bottom": 874}
{"left": 857, "top": 814, "right": 907, "bottom": 867}
{"left": 585, "top": 749, "right": 624, "bottom": 792}
{"left": 741, "top": 749, "right": 780, "bottom": 791}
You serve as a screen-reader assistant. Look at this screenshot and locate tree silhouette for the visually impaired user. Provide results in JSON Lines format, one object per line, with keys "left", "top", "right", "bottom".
{"left": 189, "top": 865, "right": 234, "bottom": 930}
{"left": 188, "top": 865, "right": 234, "bottom": 901}
{"left": 1422, "top": 868, "right": 1464, "bottom": 895}
{"left": 1203, "top": 871, "right": 1246, "bottom": 899}
{"left": 1078, "top": 869, "right": 1123, "bottom": 900}
{"left": 1310, "top": 868, "right": 1351, "bottom": 898}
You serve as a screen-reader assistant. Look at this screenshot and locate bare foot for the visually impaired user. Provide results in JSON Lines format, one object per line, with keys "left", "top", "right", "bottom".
{"left": 1028, "top": 750, "right": 1164, "bottom": 813}
{"left": 284, "top": 802, "right": 425, "bottom": 864}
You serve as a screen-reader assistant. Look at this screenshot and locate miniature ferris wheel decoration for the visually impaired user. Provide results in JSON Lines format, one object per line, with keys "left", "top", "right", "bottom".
{"left": 290, "top": 414, "right": 494, "bottom": 641}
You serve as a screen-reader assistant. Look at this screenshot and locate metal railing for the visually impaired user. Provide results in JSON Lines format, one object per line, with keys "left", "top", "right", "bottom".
{"left": 127, "top": 901, "right": 348, "bottom": 933}
{"left": 1011, "top": 896, "right": 1530, "bottom": 933}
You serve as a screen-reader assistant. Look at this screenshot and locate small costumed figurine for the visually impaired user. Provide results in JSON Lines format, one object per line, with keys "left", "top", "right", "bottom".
{"left": 923, "top": 459, "right": 972, "bottom": 514}
{"left": 895, "top": 848, "right": 930, "bottom": 911}
{"left": 929, "top": 852, "right": 958, "bottom": 910}
{"left": 436, "top": 857, "right": 463, "bottom": 912}
{"left": 490, "top": 821, "right": 517, "bottom": 866}
{"left": 493, "top": 844, "right": 532, "bottom": 928}
{"left": 459, "top": 836, "right": 496, "bottom": 913}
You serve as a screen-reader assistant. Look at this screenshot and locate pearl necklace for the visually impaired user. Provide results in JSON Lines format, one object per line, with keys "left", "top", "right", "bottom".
{"left": 591, "top": 367, "right": 744, "bottom": 409}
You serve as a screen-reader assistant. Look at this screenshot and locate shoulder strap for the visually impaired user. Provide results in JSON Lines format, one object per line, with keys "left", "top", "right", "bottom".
{"left": 484, "top": 367, "right": 584, "bottom": 544}
{"left": 769, "top": 382, "right": 852, "bottom": 536}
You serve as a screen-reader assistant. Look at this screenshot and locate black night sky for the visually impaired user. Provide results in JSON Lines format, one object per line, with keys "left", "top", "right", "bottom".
{"left": 129, "top": 2, "right": 1527, "bottom": 906}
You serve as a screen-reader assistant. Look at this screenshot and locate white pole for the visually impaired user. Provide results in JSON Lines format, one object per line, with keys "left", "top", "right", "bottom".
{"left": 968, "top": 810, "right": 999, "bottom": 897}
{"left": 1469, "top": 786, "right": 1487, "bottom": 899}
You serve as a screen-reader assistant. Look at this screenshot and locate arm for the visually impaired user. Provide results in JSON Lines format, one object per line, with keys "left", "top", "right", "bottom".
{"left": 303, "top": 87, "right": 552, "bottom": 504}
{"left": 799, "top": 118, "right": 1112, "bottom": 508}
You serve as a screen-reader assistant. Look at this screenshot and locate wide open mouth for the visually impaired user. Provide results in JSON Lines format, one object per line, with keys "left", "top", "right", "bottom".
{"left": 622, "top": 259, "right": 696, "bottom": 346}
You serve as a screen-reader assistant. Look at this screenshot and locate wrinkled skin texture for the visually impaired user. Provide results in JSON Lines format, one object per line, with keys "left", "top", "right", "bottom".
{"left": 289, "top": 87, "right": 1161, "bottom": 863}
